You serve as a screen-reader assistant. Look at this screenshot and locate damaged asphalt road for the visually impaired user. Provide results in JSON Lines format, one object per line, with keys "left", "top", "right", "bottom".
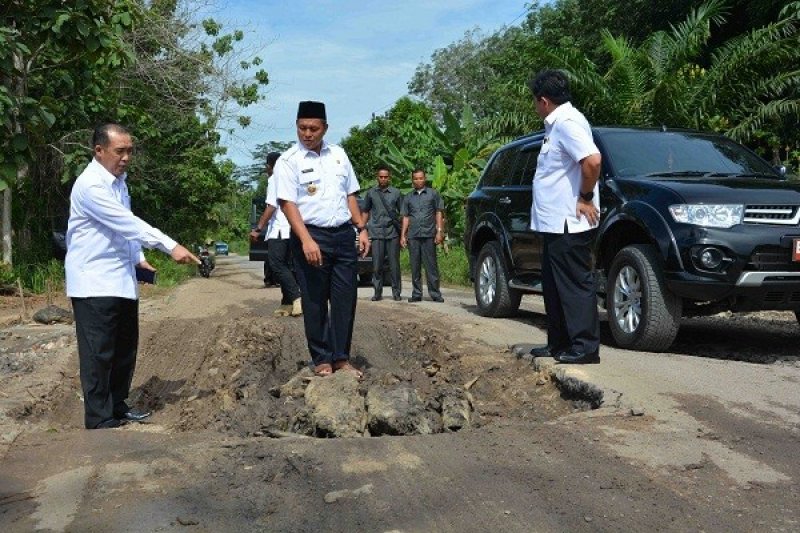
{"left": 0, "top": 254, "right": 798, "bottom": 532}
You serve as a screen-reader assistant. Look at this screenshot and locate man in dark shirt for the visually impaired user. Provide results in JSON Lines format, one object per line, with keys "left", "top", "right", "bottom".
{"left": 400, "top": 168, "right": 445, "bottom": 303}
{"left": 362, "top": 166, "right": 403, "bottom": 301}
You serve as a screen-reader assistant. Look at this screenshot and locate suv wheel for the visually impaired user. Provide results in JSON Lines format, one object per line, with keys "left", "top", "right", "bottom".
{"left": 607, "top": 244, "right": 681, "bottom": 352}
{"left": 475, "top": 241, "right": 522, "bottom": 317}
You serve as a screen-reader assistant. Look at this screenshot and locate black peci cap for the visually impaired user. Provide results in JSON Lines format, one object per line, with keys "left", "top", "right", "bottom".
{"left": 297, "top": 101, "right": 326, "bottom": 120}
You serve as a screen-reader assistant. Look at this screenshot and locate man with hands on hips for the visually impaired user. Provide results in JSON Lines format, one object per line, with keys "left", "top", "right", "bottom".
{"left": 526, "top": 69, "right": 602, "bottom": 365}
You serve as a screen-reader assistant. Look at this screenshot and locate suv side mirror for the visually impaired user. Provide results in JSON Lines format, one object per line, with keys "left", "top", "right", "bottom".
{"left": 775, "top": 165, "right": 787, "bottom": 178}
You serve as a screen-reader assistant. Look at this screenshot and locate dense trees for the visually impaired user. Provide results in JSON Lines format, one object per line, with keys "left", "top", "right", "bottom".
{"left": 341, "top": 0, "right": 799, "bottom": 244}
{"left": 0, "top": 0, "right": 268, "bottom": 271}
{"left": 407, "top": 1, "right": 799, "bottom": 146}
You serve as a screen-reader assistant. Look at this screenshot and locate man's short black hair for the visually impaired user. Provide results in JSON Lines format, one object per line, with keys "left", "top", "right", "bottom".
{"left": 266, "top": 152, "right": 281, "bottom": 167}
{"left": 92, "top": 122, "right": 129, "bottom": 148}
{"left": 376, "top": 164, "right": 391, "bottom": 174}
{"left": 412, "top": 168, "right": 426, "bottom": 175}
{"left": 529, "top": 70, "right": 571, "bottom": 105}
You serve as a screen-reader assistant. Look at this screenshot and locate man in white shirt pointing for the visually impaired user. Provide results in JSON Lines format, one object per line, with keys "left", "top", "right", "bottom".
{"left": 66, "top": 123, "right": 199, "bottom": 429}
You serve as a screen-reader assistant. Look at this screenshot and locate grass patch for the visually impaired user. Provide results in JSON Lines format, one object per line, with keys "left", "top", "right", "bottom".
{"left": 145, "top": 250, "right": 197, "bottom": 287}
{"left": 398, "top": 242, "right": 470, "bottom": 287}
{"left": 1, "top": 259, "right": 65, "bottom": 295}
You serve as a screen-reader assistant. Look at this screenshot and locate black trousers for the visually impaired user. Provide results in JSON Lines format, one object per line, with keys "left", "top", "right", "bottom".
{"left": 408, "top": 237, "right": 441, "bottom": 299}
{"left": 541, "top": 229, "right": 600, "bottom": 355}
{"left": 371, "top": 236, "right": 401, "bottom": 297}
{"left": 267, "top": 237, "right": 300, "bottom": 304}
{"left": 72, "top": 297, "right": 139, "bottom": 429}
{"left": 290, "top": 224, "right": 357, "bottom": 366}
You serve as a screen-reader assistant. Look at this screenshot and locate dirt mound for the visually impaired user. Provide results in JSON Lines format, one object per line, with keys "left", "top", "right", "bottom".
{"left": 129, "top": 304, "right": 575, "bottom": 439}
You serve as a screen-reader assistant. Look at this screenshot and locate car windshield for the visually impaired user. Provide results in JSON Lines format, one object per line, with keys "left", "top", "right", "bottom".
{"left": 598, "top": 130, "right": 778, "bottom": 179}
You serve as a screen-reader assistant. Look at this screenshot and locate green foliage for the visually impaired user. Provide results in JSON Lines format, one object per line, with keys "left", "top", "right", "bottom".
{"left": 397, "top": 245, "right": 470, "bottom": 287}
{"left": 407, "top": 0, "right": 799, "bottom": 172}
{"left": 12, "top": 259, "right": 65, "bottom": 294}
{"left": 546, "top": 0, "right": 800, "bottom": 162}
{"left": 0, "top": 0, "right": 270, "bottom": 287}
{"left": 143, "top": 250, "right": 195, "bottom": 288}
{"left": 436, "top": 245, "right": 471, "bottom": 287}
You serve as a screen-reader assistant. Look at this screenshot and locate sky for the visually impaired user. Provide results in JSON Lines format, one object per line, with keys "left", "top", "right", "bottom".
{"left": 208, "top": 0, "right": 531, "bottom": 168}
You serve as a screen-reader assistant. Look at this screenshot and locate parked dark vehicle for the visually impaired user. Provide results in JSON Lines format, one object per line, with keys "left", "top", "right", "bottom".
{"left": 465, "top": 127, "right": 799, "bottom": 351}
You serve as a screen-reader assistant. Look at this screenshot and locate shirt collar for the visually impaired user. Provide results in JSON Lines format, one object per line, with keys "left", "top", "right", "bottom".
{"left": 414, "top": 187, "right": 428, "bottom": 194}
{"left": 298, "top": 140, "right": 330, "bottom": 157}
{"left": 544, "top": 101, "right": 574, "bottom": 127}
{"left": 90, "top": 158, "right": 127, "bottom": 186}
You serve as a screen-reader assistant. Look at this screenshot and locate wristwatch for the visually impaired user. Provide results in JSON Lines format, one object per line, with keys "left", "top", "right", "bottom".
{"left": 579, "top": 190, "right": 594, "bottom": 202}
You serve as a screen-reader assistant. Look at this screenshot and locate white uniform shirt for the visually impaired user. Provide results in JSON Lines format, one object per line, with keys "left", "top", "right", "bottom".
{"left": 264, "top": 177, "right": 291, "bottom": 240}
{"left": 530, "top": 102, "right": 600, "bottom": 234}
{"left": 65, "top": 159, "right": 177, "bottom": 299}
{"left": 274, "top": 141, "right": 359, "bottom": 227}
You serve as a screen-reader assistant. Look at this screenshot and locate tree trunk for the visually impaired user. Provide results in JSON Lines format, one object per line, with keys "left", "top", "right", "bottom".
{"left": 1, "top": 186, "right": 10, "bottom": 265}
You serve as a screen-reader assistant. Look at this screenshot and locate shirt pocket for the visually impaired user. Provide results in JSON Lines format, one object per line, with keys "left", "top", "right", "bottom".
{"left": 298, "top": 171, "right": 324, "bottom": 199}
{"left": 334, "top": 164, "right": 350, "bottom": 193}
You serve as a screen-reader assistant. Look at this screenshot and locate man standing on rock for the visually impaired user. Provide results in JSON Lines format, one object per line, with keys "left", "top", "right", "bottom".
{"left": 66, "top": 122, "right": 199, "bottom": 429}
{"left": 250, "top": 151, "right": 302, "bottom": 317}
{"left": 362, "top": 165, "right": 403, "bottom": 301}
{"left": 526, "top": 69, "right": 602, "bottom": 365}
{"left": 275, "top": 101, "right": 369, "bottom": 378}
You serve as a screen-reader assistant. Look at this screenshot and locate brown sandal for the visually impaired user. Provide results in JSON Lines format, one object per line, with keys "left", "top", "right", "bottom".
{"left": 332, "top": 361, "right": 364, "bottom": 380}
{"left": 313, "top": 363, "right": 333, "bottom": 377}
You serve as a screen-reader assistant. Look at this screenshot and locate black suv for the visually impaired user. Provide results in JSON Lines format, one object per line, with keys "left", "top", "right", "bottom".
{"left": 465, "top": 127, "right": 799, "bottom": 351}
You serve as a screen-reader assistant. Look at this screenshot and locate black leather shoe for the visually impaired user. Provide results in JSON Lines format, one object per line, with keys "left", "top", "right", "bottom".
{"left": 408, "top": 297, "right": 421, "bottom": 302}
{"left": 556, "top": 349, "right": 600, "bottom": 364}
{"left": 371, "top": 295, "right": 382, "bottom": 301}
{"left": 529, "top": 345, "right": 562, "bottom": 358}
{"left": 118, "top": 409, "right": 152, "bottom": 422}
{"left": 431, "top": 296, "right": 444, "bottom": 303}
{"left": 392, "top": 295, "right": 402, "bottom": 301}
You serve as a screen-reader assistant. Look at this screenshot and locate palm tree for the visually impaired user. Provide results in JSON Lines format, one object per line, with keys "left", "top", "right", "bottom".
{"left": 549, "top": 0, "right": 800, "bottom": 146}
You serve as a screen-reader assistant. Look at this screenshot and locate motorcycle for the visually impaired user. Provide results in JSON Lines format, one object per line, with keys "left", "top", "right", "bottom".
{"left": 198, "top": 245, "right": 215, "bottom": 278}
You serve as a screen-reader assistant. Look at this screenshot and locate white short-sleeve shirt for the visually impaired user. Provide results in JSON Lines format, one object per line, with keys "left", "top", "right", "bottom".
{"left": 274, "top": 141, "right": 359, "bottom": 227}
{"left": 264, "top": 177, "right": 291, "bottom": 240}
{"left": 530, "top": 102, "right": 600, "bottom": 234}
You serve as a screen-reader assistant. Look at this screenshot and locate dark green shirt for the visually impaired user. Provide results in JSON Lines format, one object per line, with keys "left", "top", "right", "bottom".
{"left": 363, "top": 186, "right": 404, "bottom": 239}
{"left": 401, "top": 186, "right": 444, "bottom": 238}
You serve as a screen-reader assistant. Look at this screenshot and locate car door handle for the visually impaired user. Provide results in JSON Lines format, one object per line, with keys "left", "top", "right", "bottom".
{"left": 498, "top": 197, "right": 511, "bottom": 205}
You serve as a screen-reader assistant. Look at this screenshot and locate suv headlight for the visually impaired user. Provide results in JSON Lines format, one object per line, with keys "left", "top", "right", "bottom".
{"left": 668, "top": 204, "right": 743, "bottom": 228}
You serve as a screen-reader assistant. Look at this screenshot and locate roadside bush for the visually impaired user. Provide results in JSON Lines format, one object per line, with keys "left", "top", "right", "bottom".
{"left": 144, "top": 250, "right": 196, "bottom": 287}
{"left": 398, "top": 243, "right": 470, "bottom": 287}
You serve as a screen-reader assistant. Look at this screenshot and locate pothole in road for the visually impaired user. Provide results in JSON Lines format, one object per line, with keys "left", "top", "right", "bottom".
{"left": 136, "top": 311, "right": 580, "bottom": 439}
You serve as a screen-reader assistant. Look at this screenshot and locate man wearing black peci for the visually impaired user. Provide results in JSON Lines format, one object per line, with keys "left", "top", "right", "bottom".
{"left": 275, "top": 101, "right": 370, "bottom": 379}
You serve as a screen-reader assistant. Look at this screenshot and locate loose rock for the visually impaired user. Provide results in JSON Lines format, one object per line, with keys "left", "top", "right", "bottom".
{"left": 32, "top": 305, "right": 73, "bottom": 325}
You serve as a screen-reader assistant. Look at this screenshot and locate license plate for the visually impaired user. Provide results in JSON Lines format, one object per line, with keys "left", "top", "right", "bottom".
{"left": 794, "top": 238, "right": 800, "bottom": 261}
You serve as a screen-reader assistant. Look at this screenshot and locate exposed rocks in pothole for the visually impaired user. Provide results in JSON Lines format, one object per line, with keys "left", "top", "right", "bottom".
{"left": 151, "top": 312, "right": 571, "bottom": 439}
{"left": 274, "top": 370, "right": 472, "bottom": 438}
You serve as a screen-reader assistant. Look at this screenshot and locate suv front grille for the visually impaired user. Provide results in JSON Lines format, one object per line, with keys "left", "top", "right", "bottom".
{"left": 743, "top": 205, "right": 800, "bottom": 225}
{"left": 746, "top": 246, "right": 800, "bottom": 272}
